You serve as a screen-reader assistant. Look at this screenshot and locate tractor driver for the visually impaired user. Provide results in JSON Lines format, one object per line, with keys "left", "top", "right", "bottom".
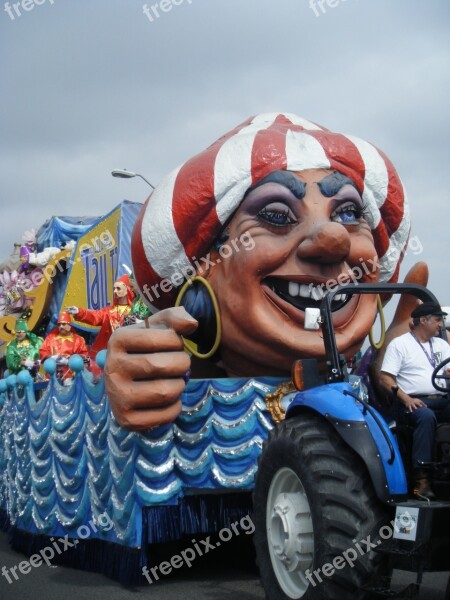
{"left": 380, "top": 302, "right": 450, "bottom": 500}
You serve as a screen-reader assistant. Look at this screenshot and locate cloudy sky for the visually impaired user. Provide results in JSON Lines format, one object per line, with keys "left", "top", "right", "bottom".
{"left": 1, "top": 0, "right": 449, "bottom": 309}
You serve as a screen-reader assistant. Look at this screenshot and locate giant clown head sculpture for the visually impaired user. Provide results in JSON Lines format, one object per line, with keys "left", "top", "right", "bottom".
{"left": 131, "top": 113, "right": 410, "bottom": 377}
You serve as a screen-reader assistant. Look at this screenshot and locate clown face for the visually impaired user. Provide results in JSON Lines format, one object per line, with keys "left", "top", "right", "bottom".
{"left": 131, "top": 113, "right": 410, "bottom": 380}
{"left": 113, "top": 282, "right": 128, "bottom": 300}
{"left": 205, "top": 169, "right": 379, "bottom": 376}
{"left": 15, "top": 330, "right": 27, "bottom": 342}
{"left": 57, "top": 322, "right": 72, "bottom": 336}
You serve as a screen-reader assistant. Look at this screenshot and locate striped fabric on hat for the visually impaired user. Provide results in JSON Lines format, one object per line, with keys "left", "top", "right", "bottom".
{"left": 132, "top": 113, "right": 410, "bottom": 310}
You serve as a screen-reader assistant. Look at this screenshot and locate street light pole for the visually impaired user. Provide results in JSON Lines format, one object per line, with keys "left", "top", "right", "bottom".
{"left": 111, "top": 169, "right": 155, "bottom": 189}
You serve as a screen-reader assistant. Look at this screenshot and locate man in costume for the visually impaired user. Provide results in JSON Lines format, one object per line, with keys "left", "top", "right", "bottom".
{"left": 66, "top": 274, "right": 134, "bottom": 356}
{"left": 104, "top": 112, "right": 410, "bottom": 430}
{"left": 40, "top": 312, "right": 89, "bottom": 384}
{"left": 381, "top": 302, "right": 450, "bottom": 499}
{"left": 6, "top": 319, "right": 42, "bottom": 377}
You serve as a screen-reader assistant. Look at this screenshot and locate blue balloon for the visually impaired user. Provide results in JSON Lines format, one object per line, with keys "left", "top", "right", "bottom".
{"left": 44, "top": 358, "right": 57, "bottom": 375}
{"left": 17, "top": 370, "right": 33, "bottom": 385}
{"left": 68, "top": 354, "right": 84, "bottom": 373}
{"left": 6, "top": 374, "right": 17, "bottom": 388}
{"left": 96, "top": 349, "right": 107, "bottom": 369}
{"left": 0, "top": 379, "right": 7, "bottom": 393}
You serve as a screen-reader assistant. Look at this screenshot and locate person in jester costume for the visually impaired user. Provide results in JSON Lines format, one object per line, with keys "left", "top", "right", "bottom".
{"left": 39, "top": 311, "right": 89, "bottom": 384}
{"left": 6, "top": 318, "right": 43, "bottom": 378}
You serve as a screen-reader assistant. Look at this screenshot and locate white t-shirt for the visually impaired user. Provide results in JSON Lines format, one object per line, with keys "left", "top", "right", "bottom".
{"left": 381, "top": 332, "right": 450, "bottom": 396}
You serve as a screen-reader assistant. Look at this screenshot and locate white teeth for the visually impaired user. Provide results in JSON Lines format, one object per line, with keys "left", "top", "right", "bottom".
{"left": 289, "top": 282, "right": 299, "bottom": 296}
{"left": 311, "top": 287, "right": 325, "bottom": 301}
{"left": 285, "top": 282, "right": 347, "bottom": 304}
{"left": 299, "top": 284, "right": 311, "bottom": 298}
{"left": 288, "top": 282, "right": 325, "bottom": 300}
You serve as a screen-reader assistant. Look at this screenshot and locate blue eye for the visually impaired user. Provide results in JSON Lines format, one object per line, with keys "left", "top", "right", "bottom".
{"left": 257, "top": 205, "right": 298, "bottom": 227}
{"left": 331, "top": 203, "right": 363, "bottom": 224}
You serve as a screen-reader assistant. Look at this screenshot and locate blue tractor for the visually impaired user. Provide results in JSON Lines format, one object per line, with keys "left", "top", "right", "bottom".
{"left": 253, "top": 283, "right": 450, "bottom": 599}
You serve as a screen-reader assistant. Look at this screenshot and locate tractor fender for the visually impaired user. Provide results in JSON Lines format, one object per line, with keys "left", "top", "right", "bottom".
{"left": 285, "top": 381, "right": 408, "bottom": 503}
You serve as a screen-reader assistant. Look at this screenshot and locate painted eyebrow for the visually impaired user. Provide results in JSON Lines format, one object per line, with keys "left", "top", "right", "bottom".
{"left": 246, "top": 170, "right": 306, "bottom": 199}
{"left": 317, "top": 171, "right": 359, "bottom": 198}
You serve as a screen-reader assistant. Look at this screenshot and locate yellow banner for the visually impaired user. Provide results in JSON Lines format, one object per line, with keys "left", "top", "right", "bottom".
{"left": 62, "top": 208, "right": 120, "bottom": 331}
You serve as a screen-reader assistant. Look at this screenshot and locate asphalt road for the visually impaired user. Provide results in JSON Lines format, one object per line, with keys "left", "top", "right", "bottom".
{"left": 0, "top": 531, "right": 448, "bottom": 599}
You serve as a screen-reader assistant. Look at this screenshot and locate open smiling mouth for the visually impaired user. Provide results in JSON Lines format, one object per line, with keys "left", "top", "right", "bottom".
{"left": 263, "top": 277, "right": 350, "bottom": 312}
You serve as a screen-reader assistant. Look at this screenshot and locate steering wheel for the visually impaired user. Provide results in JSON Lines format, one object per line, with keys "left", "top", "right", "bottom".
{"left": 432, "top": 356, "right": 450, "bottom": 393}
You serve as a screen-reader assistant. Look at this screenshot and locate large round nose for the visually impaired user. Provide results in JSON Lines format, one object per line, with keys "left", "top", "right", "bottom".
{"left": 296, "top": 221, "right": 351, "bottom": 263}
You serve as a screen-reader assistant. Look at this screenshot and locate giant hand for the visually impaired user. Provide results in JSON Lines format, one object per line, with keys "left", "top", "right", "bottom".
{"left": 104, "top": 306, "right": 198, "bottom": 431}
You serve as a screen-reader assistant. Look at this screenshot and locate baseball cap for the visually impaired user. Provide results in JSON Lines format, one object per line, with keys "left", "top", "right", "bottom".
{"left": 411, "top": 302, "right": 448, "bottom": 319}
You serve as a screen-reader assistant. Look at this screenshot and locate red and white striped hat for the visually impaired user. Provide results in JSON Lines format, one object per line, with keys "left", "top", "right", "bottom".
{"left": 132, "top": 113, "right": 410, "bottom": 310}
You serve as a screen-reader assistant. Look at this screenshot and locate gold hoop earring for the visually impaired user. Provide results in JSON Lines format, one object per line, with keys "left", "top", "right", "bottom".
{"left": 369, "top": 294, "right": 386, "bottom": 350}
{"left": 175, "top": 276, "right": 222, "bottom": 360}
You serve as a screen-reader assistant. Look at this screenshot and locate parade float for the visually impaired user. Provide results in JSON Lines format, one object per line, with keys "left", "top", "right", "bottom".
{"left": 0, "top": 197, "right": 278, "bottom": 584}
{"left": 1, "top": 114, "right": 449, "bottom": 597}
